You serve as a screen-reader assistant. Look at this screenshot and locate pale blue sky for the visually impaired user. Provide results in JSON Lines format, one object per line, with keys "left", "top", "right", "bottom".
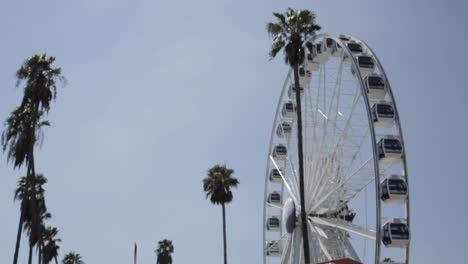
{"left": 0, "top": 0, "right": 466, "bottom": 263}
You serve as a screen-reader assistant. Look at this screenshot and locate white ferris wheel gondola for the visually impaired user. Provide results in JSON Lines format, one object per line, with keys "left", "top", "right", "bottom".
{"left": 276, "top": 122, "right": 292, "bottom": 138}
{"left": 381, "top": 175, "right": 408, "bottom": 203}
{"left": 269, "top": 168, "right": 284, "bottom": 183}
{"left": 382, "top": 219, "right": 410, "bottom": 248}
{"left": 266, "top": 216, "right": 281, "bottom": 231}
{"left": 365, "top": 75, "right": 387, "bottom": 100}
{"left": 281, "top": 101, "right": 296, "bottom": 119}
{"left": 371, "top": 101, "right": 396, "bottom": 128}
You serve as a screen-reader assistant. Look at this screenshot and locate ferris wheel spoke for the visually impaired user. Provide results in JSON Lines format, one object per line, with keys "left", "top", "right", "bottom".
{"left": 308, "top": 86, "right": 364, "bottom": 208}
{"left": 331, "top": 133, "right": 374, "bottom": 204}
{"left": 266, "top": 232, "right": 290, "bottom": 252}
{"left": 344, "top": 236, "right": 361, "bottom": 262}
{"left": 286, "top": 156, "right": 301, "bottom": 198}
{"left": 291, "top": 227, "right": 302, "bottom": 264}
{"left": 309, "top": 217, "right": 376, "bottom": 240}
{"left": 305, "top": 60, "right": 345, "bottom": 209}
{"left": 328, "top": 62, "right": 345, "bottom": 164}
{"left": 310, "top": 223, "right": 329, "bottom": 239}
{"left": 311, "top": 119, "right": 371, "bottom": 210}
{"left": 279, "top": 233, "right": 293, "bottom": 264}
{"left": 270, "top": 155, "right": 299, "bottom": 204}
{"left": 310, "top": 156, "right": 373, "bottom": 212}
{"left": 307, "top": 121, "right": 331, "bottom": 207}
{"left": 308, "top": 220, "right": 333, "bottom": 261}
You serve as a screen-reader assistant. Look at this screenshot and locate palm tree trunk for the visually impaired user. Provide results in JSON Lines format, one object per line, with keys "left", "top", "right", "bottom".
{"left": 293, "top": 64, "right": 311, "bottom": 264}
{"left": 28, "top": 156, "right": 35, "bottom": 264}
{"left": 222, "top": 203, "right": 227, "bottom": 264}
{"left": 28, "top": 242, "right": 33, "bottom": 264}
{"left": 38, "top": 241, "right": 44, "bottom": 264}
{"left": 28, "top": 137, "right": 38, "bottom": 264}
{"left": 12, "top": 205, "right": 24, "bottom": 264}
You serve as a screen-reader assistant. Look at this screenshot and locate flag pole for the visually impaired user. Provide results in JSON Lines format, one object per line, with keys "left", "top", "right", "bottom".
{"left": 134, "top": 243, "right": 137, "bottom": 264}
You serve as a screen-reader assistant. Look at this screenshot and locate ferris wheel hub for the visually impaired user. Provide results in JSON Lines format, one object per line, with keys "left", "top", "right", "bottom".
{"left": 282, "top": 198, "right": 297, "bottom": 234}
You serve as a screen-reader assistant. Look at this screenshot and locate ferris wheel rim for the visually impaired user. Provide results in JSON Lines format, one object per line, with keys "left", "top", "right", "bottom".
{"left": 262, "top": 33, "right": 410, "bottom": 264}
{"left": 353, "top": 36, "right": 411, "bottom": 264}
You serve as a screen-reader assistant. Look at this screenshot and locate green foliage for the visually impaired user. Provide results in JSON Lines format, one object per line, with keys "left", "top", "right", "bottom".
{"left": 15, "top": 174, "right": 52, "bottom": 259}
{"left": 42, "top": 227, "right": 61, "bottom": 264}
{"left": 2, "top": 106, "right": 47, "bottom": 169}
{"left": 156, "top": 239, "right": 174, "bottom": 264}
{"left": 203, "top": 165, "right": 239, "bottom": 205}
{"left": 5, "top": 54, "right": 64, "bottom": 264}
{"left": 62, "top": 252, "right": 84, "bottom": 264}
{"left": 16, "top": 54, "right": 64, "bottom": 112}
{"left": 266, "top": 8, "right": 321, "bottom": 66}
{"left": 15, "top": 174, "right": 48, "bottom": 239}
{"left": 2, "top": 53, "right": 63, "bottom": 170}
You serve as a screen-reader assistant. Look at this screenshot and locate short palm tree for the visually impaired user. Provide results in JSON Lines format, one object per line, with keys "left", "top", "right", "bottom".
{"left": 28, "top": 208, "right": 52, "bottom": 264}
{"left": 62, "top": 252, "right": 84, "bottom": 264}
{"left": 155, "top": 239, "right": 174, "bottom": 264}
{"left": 30, "top": 210, "right": 51, "bottom": 264}
{"left": 267, "top": 8, "right": 321, "bottom": 264}
{"left": 14, "top": 174, "right": 48, "bottom": 264}
{"left": 202, "top": 165, "right": 239, "bottom": 264}
{"left": 41, "top": 227, "right": 61, "bottom": 264}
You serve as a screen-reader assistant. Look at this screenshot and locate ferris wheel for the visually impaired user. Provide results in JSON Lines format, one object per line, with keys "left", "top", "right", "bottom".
{"left": 263, "top": 34, "right": 410, "bottom": 264}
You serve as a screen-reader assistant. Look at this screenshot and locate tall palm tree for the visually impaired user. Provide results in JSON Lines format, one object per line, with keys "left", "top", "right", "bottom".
{"left": 155, "top": 239, "right": 174, "bottom": 264}
{"left": 267, "top": 8, "right": 321, "bottom": 264}
{"left": 3, "top": 54, "right": 63, "bottom": 264}
{"left": 41, "top": 227, "right": 61, "bottom": 264}
{"left": 202, "top": 165, "right": 239, "bottom": 264}
{"left": 62, "top": 252, "right": 84, "bottom": 264}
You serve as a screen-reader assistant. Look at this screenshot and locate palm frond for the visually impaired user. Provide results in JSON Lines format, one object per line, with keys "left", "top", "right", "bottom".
{"left": 266, "top": 23, "right": 283, "bottom": 37}
{"left": 269, "top": 37, "right": 285, "bottom": 59}
{"left": 273, "top": 12, "right": 286, "bottom": 25}
{"left": 298, "top": 10, "right": 313, "bottom": 25}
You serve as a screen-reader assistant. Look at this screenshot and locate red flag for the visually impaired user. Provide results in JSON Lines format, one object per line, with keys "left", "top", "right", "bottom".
{"left": 134, "top": 243, "right": 137, "bottom": 264}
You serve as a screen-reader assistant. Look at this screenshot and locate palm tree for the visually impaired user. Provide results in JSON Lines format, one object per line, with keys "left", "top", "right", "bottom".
{"left": 62, "top": 252, "right": 84, "bottom": 264}
{"left": 16, "top": 54, "right": 64, "bottom": 113}
{"left": 3, "top": 54, "right": 63, "bottom": 264}
{"left": 41, "top": 227, "right": 61, "bottom": 264}
{"left": 202, "top": 165, "right": 239, "bottom": 264}
{"left": 13, "top": 174, "right": 48, "bottom": 264}
{"left": 155, "top": 239, "right": 174, "bottom": 264}
{"left": 27, "top": 208, "right": 51, "bottom": 264}
{"left": 267, "top": 8, "right": 321, "bottom": 264}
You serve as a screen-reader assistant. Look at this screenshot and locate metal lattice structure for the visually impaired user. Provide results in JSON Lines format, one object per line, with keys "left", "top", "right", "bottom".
{"left": 263, "top": 34, "right": 410, "bottom": 264}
